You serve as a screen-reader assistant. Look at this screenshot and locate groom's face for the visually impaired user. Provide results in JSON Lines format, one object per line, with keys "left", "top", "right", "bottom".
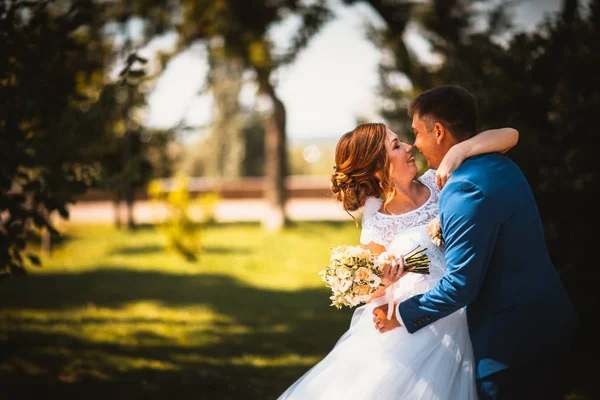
{"left": 411, "top": 113, "right": 442, "bottom": 169}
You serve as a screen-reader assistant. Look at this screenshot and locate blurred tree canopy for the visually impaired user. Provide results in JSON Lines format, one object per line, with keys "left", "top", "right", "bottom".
{"left": 0, "top": 1, "right": 112, "bottom": 275}
{"left": 0, "top": 0, "right": 165, "bottom": 274}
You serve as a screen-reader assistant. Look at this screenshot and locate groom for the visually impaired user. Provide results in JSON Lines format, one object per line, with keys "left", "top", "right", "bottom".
{"left": 373, "top": 85, "right": 578, "bottom": 399}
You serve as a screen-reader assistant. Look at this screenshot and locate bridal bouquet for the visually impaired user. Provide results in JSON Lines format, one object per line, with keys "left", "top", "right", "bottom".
{"left": 319, "top": 245, "right": 431, "bottom": 309}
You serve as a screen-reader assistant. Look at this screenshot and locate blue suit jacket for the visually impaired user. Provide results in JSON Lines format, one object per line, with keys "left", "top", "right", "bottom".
{"left": 398, "top": 153, "right": 578, "bottom": 379}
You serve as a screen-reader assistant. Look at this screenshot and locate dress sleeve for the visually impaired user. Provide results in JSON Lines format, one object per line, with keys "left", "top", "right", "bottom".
{"left": 359, "top": 197, "right": 386, "bottom": 246}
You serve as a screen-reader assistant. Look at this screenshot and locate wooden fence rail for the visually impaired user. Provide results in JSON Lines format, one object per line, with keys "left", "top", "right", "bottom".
{"left": 75, "top": 175, "right": 333, "bottom": 202}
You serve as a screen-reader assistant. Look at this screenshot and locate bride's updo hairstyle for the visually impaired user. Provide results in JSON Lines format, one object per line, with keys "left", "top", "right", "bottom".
{"left": 330, "top": 123, "right": 395, "bottom": 214}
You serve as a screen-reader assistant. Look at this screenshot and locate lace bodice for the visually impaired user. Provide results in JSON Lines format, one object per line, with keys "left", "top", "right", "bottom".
{"left": 360, "top": 169, "right": 440, "bottom": 248}
{"left": 359, "top": 169, "right": 447, "bottom": 294}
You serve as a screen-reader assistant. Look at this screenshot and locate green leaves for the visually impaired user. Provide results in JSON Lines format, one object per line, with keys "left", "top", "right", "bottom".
{"left": 0, "top": 0, "right": 115, "bottom": 276}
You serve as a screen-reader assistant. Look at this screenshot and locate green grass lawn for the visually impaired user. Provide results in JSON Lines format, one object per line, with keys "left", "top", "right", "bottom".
{"left": 0, "top": 221, "right": 361, "bottom": 399}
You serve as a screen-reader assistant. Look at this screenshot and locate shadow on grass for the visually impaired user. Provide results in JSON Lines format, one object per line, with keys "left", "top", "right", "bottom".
{"left": 0, "top": 269, "right": 353, "bottom": 399}
{"left": 201, "top": 246, "right": 253, "bottom": 255}
{"left": 108, "top": 245, "right": 164, "bottom": 256}
{"left": 118, "top": 223, "right": 159, "bottom": 232}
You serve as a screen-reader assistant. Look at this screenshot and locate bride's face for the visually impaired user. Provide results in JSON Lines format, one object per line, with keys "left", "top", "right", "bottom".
{"left": 383, "top": 129, "right": 417, "bottom": 182}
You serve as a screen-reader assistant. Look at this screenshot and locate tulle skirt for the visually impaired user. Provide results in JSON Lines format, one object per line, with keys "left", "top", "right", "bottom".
{"left": 278, "top": 296, "right": 477, "bottom": 400}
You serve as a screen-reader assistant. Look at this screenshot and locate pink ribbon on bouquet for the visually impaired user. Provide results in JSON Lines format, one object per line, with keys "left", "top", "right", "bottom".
{"left": 386, "top": 255, "right": 405, "bottom": 320}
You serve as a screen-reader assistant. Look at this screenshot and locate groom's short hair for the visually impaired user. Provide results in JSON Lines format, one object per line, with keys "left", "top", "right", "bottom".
{"left": 408, "top": 85, "right": 477, "bottom": 141}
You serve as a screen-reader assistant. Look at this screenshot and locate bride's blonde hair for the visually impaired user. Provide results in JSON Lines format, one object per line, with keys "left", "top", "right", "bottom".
{"left": 330, "top": 123, "right": 396, "bottom": 216}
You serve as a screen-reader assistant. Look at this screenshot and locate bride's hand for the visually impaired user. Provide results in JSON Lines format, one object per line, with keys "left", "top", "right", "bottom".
{"left": 377, "top": 252, "right": 407, "bottom": 287}
{"left": 366, "top": 289, "right": 386, "bottom": 303}
{"left": 436, "top": 143, "right": 468, "bottom": 190}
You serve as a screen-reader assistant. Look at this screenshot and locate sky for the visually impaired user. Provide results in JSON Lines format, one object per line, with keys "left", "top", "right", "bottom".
{"left": 142, "top": 0, "right": 564, "bottom": 143}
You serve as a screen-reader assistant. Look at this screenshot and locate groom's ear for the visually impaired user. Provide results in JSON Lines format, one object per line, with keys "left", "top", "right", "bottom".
{"left": 434, "top": 122, "right": 446, "bottom": 145}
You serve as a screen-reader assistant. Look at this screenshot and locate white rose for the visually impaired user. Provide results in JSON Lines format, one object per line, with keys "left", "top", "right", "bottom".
{"left": 340, "top": 279, "right": 353, "bottom": 292}
{"left": 336, "top": 266, "right": 352, "bottom": 280}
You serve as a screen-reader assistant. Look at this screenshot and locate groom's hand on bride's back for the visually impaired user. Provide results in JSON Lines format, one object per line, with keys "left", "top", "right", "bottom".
{"left": 373, "top": 303, "right": 401, "bottom": 333}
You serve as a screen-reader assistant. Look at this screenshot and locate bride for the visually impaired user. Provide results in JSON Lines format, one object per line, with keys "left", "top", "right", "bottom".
{"left": 278, "top": 123, "right": 519, "bottom": 400}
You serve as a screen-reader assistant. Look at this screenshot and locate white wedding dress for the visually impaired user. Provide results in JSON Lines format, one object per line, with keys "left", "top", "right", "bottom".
{"left": 278, "top": 170, "right": 477, "bottom": 400}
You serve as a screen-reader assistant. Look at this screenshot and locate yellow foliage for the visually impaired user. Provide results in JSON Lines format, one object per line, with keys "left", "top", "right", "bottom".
{"left": 147, "top": 180, "right": 163, "bottom": 200}
{"left": 147, "top": 174, "right": 221, "bottom": 262}
{"left": 197, "top": 191, "right": 221, "bottom": 223}
{"left": 166, "top": 175, "right": 190, "bottom": 210}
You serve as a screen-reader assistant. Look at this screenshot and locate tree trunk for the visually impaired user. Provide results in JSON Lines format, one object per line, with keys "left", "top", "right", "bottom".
{"left": 121, "top": 129, "right": 136, "bottom": 231}
{"left": 262, "top": 84, "right": 288, "bottom": 232}
{"left": 113, "top": 189, "right": 121, "bottom": 229}
{"left": 126, "top": 192, "right": 135, "bottom": 230}
{"left": 125, "top": 167, "right": 135, "bottom": 231}
{"left": 207, "top": 56, "right": 244, "bottom": 178}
